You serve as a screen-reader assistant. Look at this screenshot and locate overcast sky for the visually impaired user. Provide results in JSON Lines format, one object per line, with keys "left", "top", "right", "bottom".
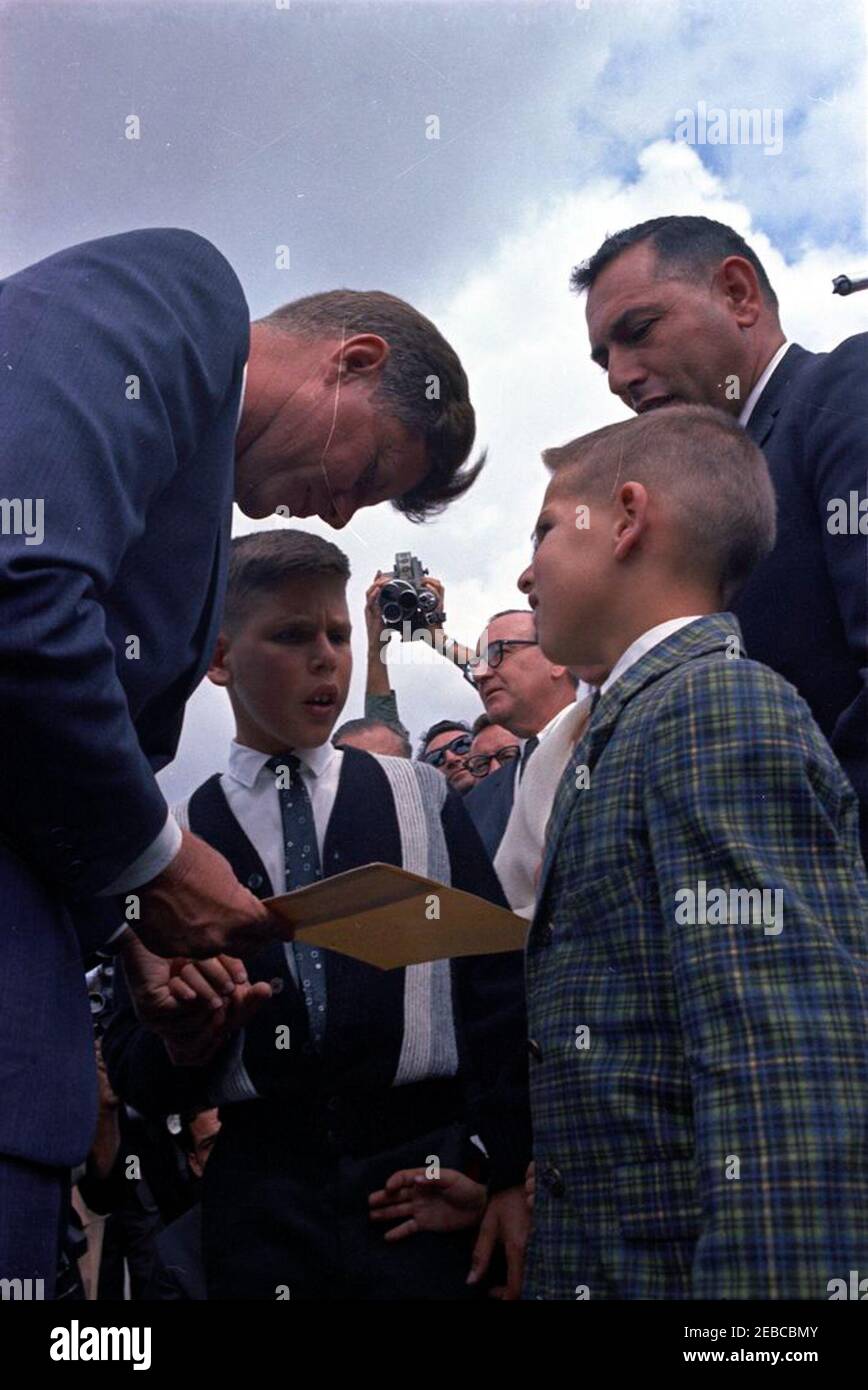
{"left": 3, "top": 0, "right": 867, "bottom": 802}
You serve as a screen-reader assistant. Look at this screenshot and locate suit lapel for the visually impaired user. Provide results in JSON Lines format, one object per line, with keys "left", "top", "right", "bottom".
{"left": 744, "top": 344, "right": 814, "bottom": 449}
{"left": 535, "top": 615, "right": 743, "bottom": 911}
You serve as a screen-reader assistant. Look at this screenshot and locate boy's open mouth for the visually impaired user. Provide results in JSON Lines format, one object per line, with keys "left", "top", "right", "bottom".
{"left": 303, "top": 685, "right": 338, "bottom": 718}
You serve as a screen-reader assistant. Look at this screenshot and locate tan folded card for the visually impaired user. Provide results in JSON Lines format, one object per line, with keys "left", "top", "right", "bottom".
{"left": 264, "top": 862, "right": 528, "bottom": 970}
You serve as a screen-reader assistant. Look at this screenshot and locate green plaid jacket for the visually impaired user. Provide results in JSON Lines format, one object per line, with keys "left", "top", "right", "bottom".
{"left": 524, "top": 614, "right": 868, "bottom": 1300}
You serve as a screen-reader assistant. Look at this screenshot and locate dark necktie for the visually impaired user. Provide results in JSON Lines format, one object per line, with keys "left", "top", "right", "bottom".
{"left": 267, "top": 754, "right": 327, "bottom": 1050}
{"left": 519, "top": 735, "right": 539, "bottom": 778}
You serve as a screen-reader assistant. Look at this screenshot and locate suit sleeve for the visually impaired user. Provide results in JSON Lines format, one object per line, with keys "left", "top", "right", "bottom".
{"left": 801, "top": 334, "right": 868, "bottom": 850}
{"left": 644, "top": 657, "right": 868, "bottom": 1299}
{"left": 441, "top": 789, "right": 532, "bottom": 1193}
{"left": 0, "top": 228, "right": 248, "bottom": 894}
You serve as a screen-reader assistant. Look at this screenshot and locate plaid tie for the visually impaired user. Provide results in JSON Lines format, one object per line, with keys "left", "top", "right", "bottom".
{"left": 267, "top": 753, "right": 327, "bottom": 1050}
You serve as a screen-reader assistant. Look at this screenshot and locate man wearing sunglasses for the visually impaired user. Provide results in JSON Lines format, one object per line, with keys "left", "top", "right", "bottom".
{"left": 418, "top": 721, "right": 477, "bottom": 796}
{"left": 464, "top": 610, "right": 579, "bottom": 858}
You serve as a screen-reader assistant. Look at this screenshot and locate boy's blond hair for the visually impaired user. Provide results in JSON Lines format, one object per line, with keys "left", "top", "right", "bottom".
{"left": 543, "top": 404, "right": 776, "bottom": 606}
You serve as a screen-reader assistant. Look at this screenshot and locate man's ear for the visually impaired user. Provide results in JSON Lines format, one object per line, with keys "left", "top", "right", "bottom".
{"left": 207, "top": 632, "right": 232, "bottom": 687}
{"left": 612, "top": 481, "right": 649, "bottom": 561}
{"left": 714, "top": 255, "right": 763, "bottom": 329}
{"left": 325, "top": 333, "right": 390, "bottom": 383}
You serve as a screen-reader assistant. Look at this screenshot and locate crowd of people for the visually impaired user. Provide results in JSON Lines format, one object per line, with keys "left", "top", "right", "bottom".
{"left": 1, "top": 214, "right": 866, "bottom": 1303}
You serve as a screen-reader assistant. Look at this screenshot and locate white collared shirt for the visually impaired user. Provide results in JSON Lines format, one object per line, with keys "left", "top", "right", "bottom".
{"left": 495, "top": 690, "right": 593, "bottom": 920}
{"left": 220, "top": 738, "right": 344, "bottom": 896}
{"left": 600, "top": 617, "right": 705, "bottom": 697}
{"left": 738, "top": 340, "right": 789, "bottom": 428}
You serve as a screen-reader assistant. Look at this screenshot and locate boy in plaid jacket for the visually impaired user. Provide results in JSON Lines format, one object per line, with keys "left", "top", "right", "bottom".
{"left": 517, "top": 404, "right": 868, "bottom": 1300}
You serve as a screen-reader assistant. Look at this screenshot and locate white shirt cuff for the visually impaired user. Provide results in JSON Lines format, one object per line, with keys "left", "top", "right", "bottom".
{"left": 98, "top": 813, "right": 183, "bottom": 896}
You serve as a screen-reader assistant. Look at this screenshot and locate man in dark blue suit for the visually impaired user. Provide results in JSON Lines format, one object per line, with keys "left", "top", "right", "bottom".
{"left": 575, "top": 215, "right": 868, "bottom": 861}
{"left": 0, "top": 227, "right": 484, "bottom": 1293}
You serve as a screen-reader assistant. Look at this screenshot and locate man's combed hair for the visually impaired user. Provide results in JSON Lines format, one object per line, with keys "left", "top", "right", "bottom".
{"left": 544, "top": 405, "right": 777, "bottom": 608}
{"left": 259, "top": 289, "right": 486, "bottom": 521}
{"left": 487, "top": 607, "right": 534, "bottom": 626}
{"left": 570, "top": 215, "right": 779, "bottom": 311}
{"left": 224, "top": 528, "right": 350, "bottom": 629}
{"left": 332, "top": 717, "right": 412, "bottom": 758}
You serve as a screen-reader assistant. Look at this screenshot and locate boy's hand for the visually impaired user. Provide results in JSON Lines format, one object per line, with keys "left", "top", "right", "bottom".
{"left": 368, "top": 1167, "right": 486, "bottom": 1241}
{"left": 467, "top": 1184, "right": 531, "bottom": 1299}
{"left": 121, "top": 932, "right": 273, "bottom": 1067}
{"left": 136, "top": 829, "right": 278, "bottom": 960}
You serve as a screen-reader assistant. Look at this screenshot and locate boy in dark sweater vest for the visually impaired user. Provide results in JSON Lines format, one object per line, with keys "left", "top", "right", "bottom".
{"left": 104, "top": 529, "right": 531, "bottom": 1300}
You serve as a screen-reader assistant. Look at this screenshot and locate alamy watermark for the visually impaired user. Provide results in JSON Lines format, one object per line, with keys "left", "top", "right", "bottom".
{"left": 0, "top": 497, "right": 43, "bottom": 545}
{"left": 826, "top": 492, "right": 868, "bottom": 535}
{"left": 674, "top": 102, "right": 783, "bottom": 156}
{"left": 674, "top": 879, "right": 783, "bottom": 936}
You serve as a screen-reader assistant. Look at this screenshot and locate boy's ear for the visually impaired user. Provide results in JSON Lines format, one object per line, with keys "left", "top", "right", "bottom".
{"left": 612, "top": 480, "right": 649, "bottom": 560}
{"left": 207, "top": 632, "right": 232, "bottom": 687}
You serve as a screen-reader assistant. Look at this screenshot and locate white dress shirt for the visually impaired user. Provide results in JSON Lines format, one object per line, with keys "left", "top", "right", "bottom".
{"left": 218, "top": 738, "right": 343, "bottom": 896}
{"left": 738, "top": 340, "right": 789, "bottom": 428}
{"left": 600, "top": 616, "right": 705, "bottom": 696}
{"left": 494, "top": 693, "right": 593, "bottom": 920}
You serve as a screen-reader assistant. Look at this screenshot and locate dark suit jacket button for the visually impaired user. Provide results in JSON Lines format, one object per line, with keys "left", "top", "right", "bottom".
{"left": 326, "top": 1096, "right": 340, "bottom": 1111}
{"left": 269, "top": 977, "right": 284, "bottom": 995}
{"left": 247, "top": 872, "right": 263, "bottom": 890}
{"left": 542, "top": 1164, "right": 565, "bottom": 1197}
{"left": 528, "top": 1038, "right": 543, "bottom": 1063}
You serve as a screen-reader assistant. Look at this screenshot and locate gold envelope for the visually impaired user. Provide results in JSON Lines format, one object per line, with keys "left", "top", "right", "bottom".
{"left": 264, "top": 862, "right": 528, "bottom": 970}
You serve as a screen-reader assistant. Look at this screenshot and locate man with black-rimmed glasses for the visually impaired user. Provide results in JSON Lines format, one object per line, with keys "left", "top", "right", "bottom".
{"left": 465, "top": 714, "right": 521, "bottom": 783}
{"left": 463, "top": 609, "right": 579, "bottom": 858}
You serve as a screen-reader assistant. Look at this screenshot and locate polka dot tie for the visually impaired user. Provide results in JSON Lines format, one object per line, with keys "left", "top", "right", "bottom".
{"left": 268, "top": 753, "right": 327, "bottom": 1051}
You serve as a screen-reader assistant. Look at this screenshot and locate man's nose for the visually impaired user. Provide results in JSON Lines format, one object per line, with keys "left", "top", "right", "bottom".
{"left": 517, "top": 564, "right": 533, "bottom": 594}
{"left": 321, "top": 495, "right": 358, "bottom": 529}
{"left": 607, "top": 347, "right": 646, "bottom": 406}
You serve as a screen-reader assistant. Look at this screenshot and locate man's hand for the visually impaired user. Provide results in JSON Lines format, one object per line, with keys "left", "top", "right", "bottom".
{"left": 136, "top": 829, "right": 277, "bottom": 959}
{"left": 466, "top": 1184, "right": 531, "bottom": 1299}
{"left": 364, "top": 571, "right": 392, "bottom": 653}
{"left": 525, "top": 1159, "right": 535, "bottom": 1211}
{"left": 121, "top": 931, "right": 273, "bottom": 1067}
{"left": 368, "top": 1167, "right": 486, "bottom": 1241}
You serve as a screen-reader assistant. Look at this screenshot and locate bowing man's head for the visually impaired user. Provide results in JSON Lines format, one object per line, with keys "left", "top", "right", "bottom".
{"left": 209, "top": 529, "right": 352, "bottom": 752}
{"left": 234, "top": 289, "right": 486, "bottom": 529}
